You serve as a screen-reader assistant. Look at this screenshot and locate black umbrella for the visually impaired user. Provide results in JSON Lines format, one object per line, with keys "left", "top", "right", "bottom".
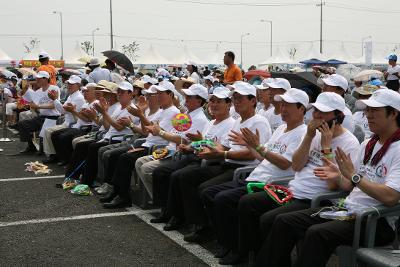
{"left": 102, "top": 50, "right": 134, "bottom": 73}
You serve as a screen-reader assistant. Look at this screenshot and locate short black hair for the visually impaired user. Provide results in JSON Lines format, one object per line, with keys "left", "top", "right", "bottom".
{"left": 225, "top": 51, "right": 235, "bottom": 61}
{"left": 385, "top": 106, "right": 400, "bottom": 127}
{"left": 295, "top": 103, "right": 307, "bottom": 115}
{"left": 333, "top": 110, "right": 345, "bottom": 124}
{"left": 246, "top": 95, "right": 257, "bottom": 108}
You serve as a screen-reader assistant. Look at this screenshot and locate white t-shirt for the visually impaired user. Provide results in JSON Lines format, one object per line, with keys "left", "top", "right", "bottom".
{"left": 229, "top": 106, "right": 241, "bottom": 120}
{"left": 36, "top": 85, "right": 61, "bottom": 116}
{"left": 345, "top": 140, "right": 400, "bottom": 228}
{"left": 289, "top": 129, "right": 360, "bottom": 200}
{"left": 265, "top": 106, "right": 283, "bottom": 133}
{"left": 142, "top": 105, "right": 180, "bottom": 148}
{"left": 190, "top": 72, "right": 200, "bottom": 83}
{"left": 387, "top": 65, "right": 400, "bottom": 81}
{"left": 73, "top": 100, "right": 99, "bottom": 129}
{"left": 202, "top": 117, "right": 236, "bottom": 144}
{"left": 168, "top": 107, "right": 210, "bottom": 150}
{"left": 102, "top": 104, "right": 138, "bottom": 141}
{"left": 99, "top": 102, "right": 121, "bottom": 131}
{"left": 224, "top": 114, "right": 272, "bottom": 166}
{"left": 353, "top": 111, "right": 373, "bottom": 140}
{"left": 22, "top": 88, "right": 40, "bottom": 103}
{"left": 246, "top": 124, "right": 307, "bottom": 183}
{"left": 54, "top": 90, "right": 86, "bottom": 126}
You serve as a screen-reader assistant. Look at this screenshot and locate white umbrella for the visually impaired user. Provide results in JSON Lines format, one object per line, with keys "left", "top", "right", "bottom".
{"left": 353, "top": 69, "right": 383, "bottom": 81}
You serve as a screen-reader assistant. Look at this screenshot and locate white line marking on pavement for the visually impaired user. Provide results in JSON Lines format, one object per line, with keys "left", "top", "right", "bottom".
{"left": 0, "top": 175, "right": 64, "bottom": 182}
{"left": 0, "top": 209, "right": 155, "bottom": 227}
{"left": 129, "top": 207, "right": 223, "bottom": 267}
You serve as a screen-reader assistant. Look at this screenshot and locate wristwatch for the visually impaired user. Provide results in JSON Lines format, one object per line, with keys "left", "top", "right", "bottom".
{"left": 351, "top": 173, "right": 362, "bottom": 187}
{"left": 129, "top": 122, "right": 135, "bottom": 129}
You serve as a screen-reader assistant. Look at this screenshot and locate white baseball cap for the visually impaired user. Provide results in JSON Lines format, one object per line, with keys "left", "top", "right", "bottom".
{"left": 142, "top": 75, "right": 158, "bottom": 85}
{"left": 356, "top": 89, "right": 400, "bottom": 111}
{"left": 274, "top": 88, "right": 309, "bottom": 108}
{"left": 231, "top": 81, "right": 257, "bottom": 97}
{"left": 266, "top": 78, "right": 291, "bottom": 91}
{"left": 66, "top": 75, "right": 82, "bottom": 84}
{"left": 210, "top": 87, "right": 231, "bottom": 99}
{"left": 255, "top": 78, "right": 274, "bottom": 90}
{"left": 38, "top": 52, "right": 49, "bottom": 60}
{"left": 204, "top": 75, "right": 214, "bottom": 83}
{"left": 322, "top": 74, "right": 348, "bottom": 91}
{"left": 89, "top": 58, "right": 101, "bottom": 67}
{"left": 185, "top": 60, "right": 197, "bottom": 67}
{"left": 118, "top": 81, "right": 133, "bottom": 92}
{"left": 311, "top": 92, "right": 345, "bottom": 112}
{"left": 150, "top": 81, "right": 176, "bottom": 93}
{"left": 182, "top": 84, "right": 209, "bottom": 100}
{"left": 36, "top": 71, "right": 50, "bottom": 79}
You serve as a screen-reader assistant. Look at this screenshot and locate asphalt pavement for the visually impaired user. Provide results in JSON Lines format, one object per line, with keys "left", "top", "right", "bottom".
{"left": 0, "top": 130, "right": 338, "bottom": 267}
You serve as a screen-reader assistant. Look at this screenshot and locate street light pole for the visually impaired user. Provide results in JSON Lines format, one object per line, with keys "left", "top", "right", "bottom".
{"left": 240, "top": 33, "right": 250, "bottom": 68}
{"left": 92, "top": 28, "right": 100, "bottom": 56}
{"left": 260, "top": 19, "right": 273, "bottom": 57}
{"left": 316, "top": 0, "right": 325, "bottom": 54}
{"left": 53, "top": 11, "right": 64, "bottom": 60}
{"left": 110, "top": 0, "right": 114, "bottom": 50}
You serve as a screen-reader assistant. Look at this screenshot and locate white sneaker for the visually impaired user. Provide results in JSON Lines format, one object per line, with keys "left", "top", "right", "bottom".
{"left": 97, "top": 183, "right": 114, "bottom": 195}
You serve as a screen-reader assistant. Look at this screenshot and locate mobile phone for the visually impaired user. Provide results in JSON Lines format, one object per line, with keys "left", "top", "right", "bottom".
{"left": 326, "top": 114, "right": 344, "bottom": 128}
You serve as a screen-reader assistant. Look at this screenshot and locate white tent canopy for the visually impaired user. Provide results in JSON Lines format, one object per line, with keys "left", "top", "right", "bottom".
{"left": 135, "top": 45, "right": 170, "bottom": 65}
{"left": 64, "top": 41, "right": 90, "bottom": 65}
{"left": 0, "top": 48, "right": 11, "bottom": 61}
{"left": 169, "top": 45, "right": 204, "bottom": 65}
{"left": 329, "top": 43, "right": 358, "bottom": 63}
{"left": 258, "top": 46, "right": 293, "bottom": 66}
{"left": 204, "top": 45, "right": 223, "bottom": 65}
{"left": 298, "top": 43, "right": 327, "bottom": 62}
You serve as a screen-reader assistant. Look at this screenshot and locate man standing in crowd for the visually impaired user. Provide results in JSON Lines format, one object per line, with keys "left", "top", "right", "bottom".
{"left": 384, "top": 54, "right": 400, "bottom": 91}
{"left": 37, "top": 52, "right": 57, "bottom": 85}
{"left": 88, "top": 58, "right": 112, "bottom": 83}
{"left": 223, "top": 51, "right": 242, "bottom": 85}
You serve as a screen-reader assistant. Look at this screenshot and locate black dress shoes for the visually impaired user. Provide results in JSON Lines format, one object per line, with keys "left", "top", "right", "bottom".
{"left": 150, "top": 209, "right": 169, "bottom": 223}
{"left": 103, "top": 196, "right": 132, "bottom": 209}
{"left": 19, "top": 145, "right": 37, "bottom": 154}
{"left": 99, "top": 191, "right": 117, "bottom": 203}
{"left": 42, "top": 155, "right": 58, "bottom": 164}
{"left": 163, "top": 216, "right": 183, "bottom": 231}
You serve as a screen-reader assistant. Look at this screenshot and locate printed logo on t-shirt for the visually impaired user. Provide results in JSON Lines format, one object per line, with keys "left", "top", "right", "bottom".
{"left": 359, "top": 161, "right": 387, "bottom": 183}
{"left": 308, "top": 149, "right": 323, "bottom": 167}
{"left": 267, "top": 142, "right": 287, "bottom": 155}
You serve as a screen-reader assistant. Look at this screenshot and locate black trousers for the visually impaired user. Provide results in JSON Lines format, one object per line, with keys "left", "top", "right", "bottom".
{"left": 201, "top": 179, "right": 248, "bottom": 251}
{"left": 80, "top": 141, "right": 110, "bottom": 186}
{"left": 102, "top": 144, "right": 131, "bottom": 184}
{"left": 65, "top": 139, "right": 96, "bottom": 179}
{"left": 172, "top": 162, "right": 244, "bottom": 225}
{"left": 111, "top": 148, "right": 149, "bottom": 200}
{"left": 52, "top": 127, "right": 88, "bottom": 162}
{"left": 17, "top": 116, "right": 45, "bottom": 142}
{"left": 152, "top": 153, "right": 201, "bottom": 208}
{"left": 257, "top": 207, "right": 395, "bottom": 267}
{"left": 386, "top": 79, "right": 400, "bottom": 91}
{"left": 238, "top": 192, "right": 313, "bottom": 254}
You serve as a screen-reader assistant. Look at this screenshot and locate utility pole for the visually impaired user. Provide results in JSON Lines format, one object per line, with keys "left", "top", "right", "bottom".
{"left": 110, "top": 0, "right": 114, "bottom": 50}
{"left": 316, "top": 0, "right": 325, "bottom": 54}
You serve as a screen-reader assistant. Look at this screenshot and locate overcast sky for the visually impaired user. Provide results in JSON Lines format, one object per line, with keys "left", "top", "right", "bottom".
{"left": 2, "top": 0, "right": 400, "bottom": 67}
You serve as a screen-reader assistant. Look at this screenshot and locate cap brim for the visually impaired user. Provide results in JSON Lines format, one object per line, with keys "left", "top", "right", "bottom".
{"left": 182, "top": 89, "right": 196, "bottom": 96}
{"left": 311, "top": 103, "right": 335, "bottom": 112}
{"left": 355, "top": 99, "right": 387, "bottom": 110}
{"left": 256, "top": 85, "right": 269, "bottom": 90}
{"left": 274, "top": 94, "right": 296, "bottom": 104}
{"left": 210, "top": 93, "right": 230, "bottom": 99}
{"left": 231, "top": 88, "right": 255, "bottom": 96}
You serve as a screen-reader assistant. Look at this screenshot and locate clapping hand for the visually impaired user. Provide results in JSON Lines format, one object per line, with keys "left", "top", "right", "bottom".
{"left": 186, "top": 131, "right": 203, "bottom": 142}
{"left": 117, "top": 116, "right": 131, "bottom": 127}
{"left": 127, "top": 104, "right": 143, "bottom": 117}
